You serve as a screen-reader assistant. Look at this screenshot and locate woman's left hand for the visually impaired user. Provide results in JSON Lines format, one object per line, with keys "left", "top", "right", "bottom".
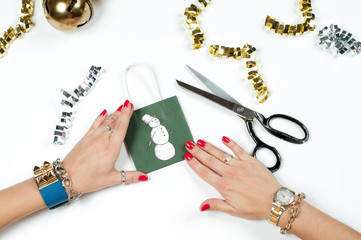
{"left": 184, "top": 137, "right": 281, "bottom": 220}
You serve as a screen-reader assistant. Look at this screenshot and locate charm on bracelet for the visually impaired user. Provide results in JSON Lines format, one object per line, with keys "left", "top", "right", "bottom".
{"left": 33, "top": 161, "right": 58, "bottom": 189}
{"left": 53, "top": 66, "right": 103, "bottom": 145}
{"left": 318, "top": 24, "right": 361, "bottom": 55}
{"left": 264, "top": 0, "right": 316, "bottom": 36}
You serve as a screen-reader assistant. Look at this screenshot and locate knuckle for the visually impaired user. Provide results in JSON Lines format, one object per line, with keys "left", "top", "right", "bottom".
{"left": 204, "top": 156, "right": 216, "bottom": 166}
{"left": 239, "top": 162, "right": 249, "bottom": 170}
{"left": 211, "top": 202, "right": 218, "bottom": 211}
{"left": 227, "top": 169, "right": 243, "bottom": 180}
{"left": 104, "top": 146, "right": 114, "bottom": 157}
{"left": 121, "top": 106, "right": 132, "bottom": 115}
{"left": 217, "top": 180, "right": 233, "bottom": 192}
{"left": 235, "top": 148, "right": 248, "bottom": 157}
{"left": 115, "top": 120, "right": 126, "bottom": 130}
{"left": 191, "top": 146, "right": 201, "bottom": 156}
{"left": 92, "top": 137, "right": 104, "bottom": 147}
{"left": 106, "top": 118, "right": 115, "bottom": 126}
{"left": 126, "top": 174, "right": 136, "bottom": 183}
{"left": 197, "top": 167, "right": 209, "bottom": 178}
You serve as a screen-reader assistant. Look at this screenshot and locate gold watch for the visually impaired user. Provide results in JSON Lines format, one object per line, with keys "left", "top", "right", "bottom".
{"left": 268, "top": 187, "right": 296, "bottom": 225}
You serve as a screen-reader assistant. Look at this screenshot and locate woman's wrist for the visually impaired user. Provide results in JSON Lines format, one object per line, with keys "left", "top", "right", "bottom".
{"left": 33, "top": 161, "right": 71, "bottom": 209}
{"left": 53, "top": 158, "right": 83, "bottom": 203}
{"left": 61, "top": 156, "right": 83, "bottom": 194}
{"left": 277, "top": 195, "right": 306, "bottom": 233}
{"left": 278, "top": 205, "right": 293, "bottom": 228}
{"left": 262, "top": 184, "right": 283, "bottom": 220}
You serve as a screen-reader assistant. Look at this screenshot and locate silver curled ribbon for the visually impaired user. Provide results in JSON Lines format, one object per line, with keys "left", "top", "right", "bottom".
{"left": 53, "top": 66, "right": 103, "bottom": 145}
{"left": 318, "top": 24, "right": 361, "bottom": 55}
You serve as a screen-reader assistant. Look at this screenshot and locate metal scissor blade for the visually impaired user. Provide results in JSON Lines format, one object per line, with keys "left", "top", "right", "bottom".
{"left": 185, "top": 65, "right": 241, "bottom": 105}
{"left": 176, "top": 80, "right": 256, "bottom": 120}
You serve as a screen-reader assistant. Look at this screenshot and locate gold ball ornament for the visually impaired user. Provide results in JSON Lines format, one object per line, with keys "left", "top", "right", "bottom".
{"left": 42, "top": 0, "right": 93, "bottom": 31}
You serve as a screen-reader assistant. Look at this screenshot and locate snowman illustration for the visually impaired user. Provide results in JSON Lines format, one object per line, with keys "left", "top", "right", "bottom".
{"left": 141, "top": 114, "right": 175, "bottom": 161}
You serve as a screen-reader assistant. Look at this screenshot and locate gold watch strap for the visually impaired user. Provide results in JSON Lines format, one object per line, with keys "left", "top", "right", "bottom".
{"left": 268, "top": 202, "right": 285, "bottom": 225}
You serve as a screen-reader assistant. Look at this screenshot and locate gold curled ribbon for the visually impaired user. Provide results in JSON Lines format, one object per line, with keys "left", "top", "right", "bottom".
{"left": 265, "top": 0, "right": 316, "bottom": 36}
{"left": 184, "top": 0, "right": 212, "bottom": 50}
{"left": 209, "top": 44, "right": 269, "bottom": 103}
{"left": 0, "top": 0, "right": 35, "bottom": 58}
{"left": 184, "top": 1, "right": 269, "bottom": 103}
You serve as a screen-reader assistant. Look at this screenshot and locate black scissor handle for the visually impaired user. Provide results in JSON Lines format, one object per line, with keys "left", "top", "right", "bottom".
{"left": 256, "top": 113, "right": 309, "bottom": 144}
{"left": 245, "top": 121, "right": 281, "bottom": 172}
{"left": 252, "top": 144, "right": 281, "bottom": 173}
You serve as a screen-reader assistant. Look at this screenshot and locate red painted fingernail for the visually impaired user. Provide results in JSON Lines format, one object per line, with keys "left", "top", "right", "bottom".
{"left": 100, "top": 109, "right": 107, "bottom": 116}
{"left": 117, "top": 105, "right": 123, "bottom": 112}
{"left": 184, "top": 152, "right": 193, "bottom": 161}
{"left": 185, "top": 141, "right": 194, "bottom": 150}
{"left": 138, "top": 175, "right": 148, "bottom": 181}
{"left": 222, "top": 136, "right": 230, "bottom": 143}
{"left": 197, "top": 139, "right": 206, "bottom": 147}
{"left": 124, "top": 100, "right": 130, "bottom": 107}
{"left": 201, "top": 204, "right": 210, "bottom": 212}
{"left": 131, "top": 103, "right": 134, "bottom": 109}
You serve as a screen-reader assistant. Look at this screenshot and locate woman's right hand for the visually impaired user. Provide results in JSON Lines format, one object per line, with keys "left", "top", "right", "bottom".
{"left": 184, "top": 137, "right": 282, "bottom": 220}
{"left": 62, "top": 99, "right": 148, "bottom": 194}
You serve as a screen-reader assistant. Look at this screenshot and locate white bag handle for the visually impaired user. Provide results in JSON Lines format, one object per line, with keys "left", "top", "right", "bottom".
{"left": 122, "top": 63, "right": 163, "bottom": 103}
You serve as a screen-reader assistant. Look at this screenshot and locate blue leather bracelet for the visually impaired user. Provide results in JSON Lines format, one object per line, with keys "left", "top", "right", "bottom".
{"left": 38, "top": 174, "right": 69, "bottom": 210}
{"left": 33, "top": 162, "right": 69, "bottom": 210}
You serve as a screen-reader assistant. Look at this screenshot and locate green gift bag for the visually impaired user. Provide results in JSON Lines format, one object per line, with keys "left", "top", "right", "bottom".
{"left": 123, "top": 64, "right": 194, "bottom": 174}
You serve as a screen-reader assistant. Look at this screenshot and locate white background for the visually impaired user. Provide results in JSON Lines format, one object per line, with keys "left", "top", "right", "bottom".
{"left": 1, "top": 0, "right": 360, "bottom": 239}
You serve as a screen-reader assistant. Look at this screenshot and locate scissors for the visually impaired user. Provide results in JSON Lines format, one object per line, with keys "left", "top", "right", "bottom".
{"left": 176, "top": 65, "right": 309, "bottom": 172}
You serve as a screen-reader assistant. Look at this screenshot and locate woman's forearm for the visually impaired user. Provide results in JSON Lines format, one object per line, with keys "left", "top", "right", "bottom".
{"left": 279, "top": 201, "right": 361, "bottom": 240}
{"left": 0, "top": 178, "right": 46, "bottom": 229}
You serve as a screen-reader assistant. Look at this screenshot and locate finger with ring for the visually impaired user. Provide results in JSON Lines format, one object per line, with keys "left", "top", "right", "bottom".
{"left": 197, "top": 140, "right": 239, "bottom": 166}
{"left": 106, "top": 126, "right": 113, "bottom": 133}
{"left": 224, "top": 155, "right": 233, "bottom": 165}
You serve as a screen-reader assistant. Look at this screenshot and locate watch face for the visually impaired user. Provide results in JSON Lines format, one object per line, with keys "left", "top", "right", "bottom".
{"left": 275, "top": 188, "right": 295, "bottom": 205}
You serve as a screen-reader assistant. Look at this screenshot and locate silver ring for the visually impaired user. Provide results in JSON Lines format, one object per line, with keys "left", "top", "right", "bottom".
{"left": 106, "top": 126, "right": 113, "bottom": 133}
{"left": 224, "top": 155, "right": 233, "bottom": 165}
{"left": 121, "top": 170, "right": 126, "bottom": 184}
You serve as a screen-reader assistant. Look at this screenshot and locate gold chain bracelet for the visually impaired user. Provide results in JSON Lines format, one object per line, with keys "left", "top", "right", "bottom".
{"left": 280, "top": 193, "right": 306, "bottom": 234}
{"left": 0, "top": 0, "right": 35, "bottom": 58}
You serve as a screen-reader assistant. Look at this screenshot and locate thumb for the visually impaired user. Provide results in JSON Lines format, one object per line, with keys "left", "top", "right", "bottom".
{"left": 110, "top": 170, "right": 149, "bottom": 186}
{"left": 200, "top": 198, "right": 234, "bottom": 214}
